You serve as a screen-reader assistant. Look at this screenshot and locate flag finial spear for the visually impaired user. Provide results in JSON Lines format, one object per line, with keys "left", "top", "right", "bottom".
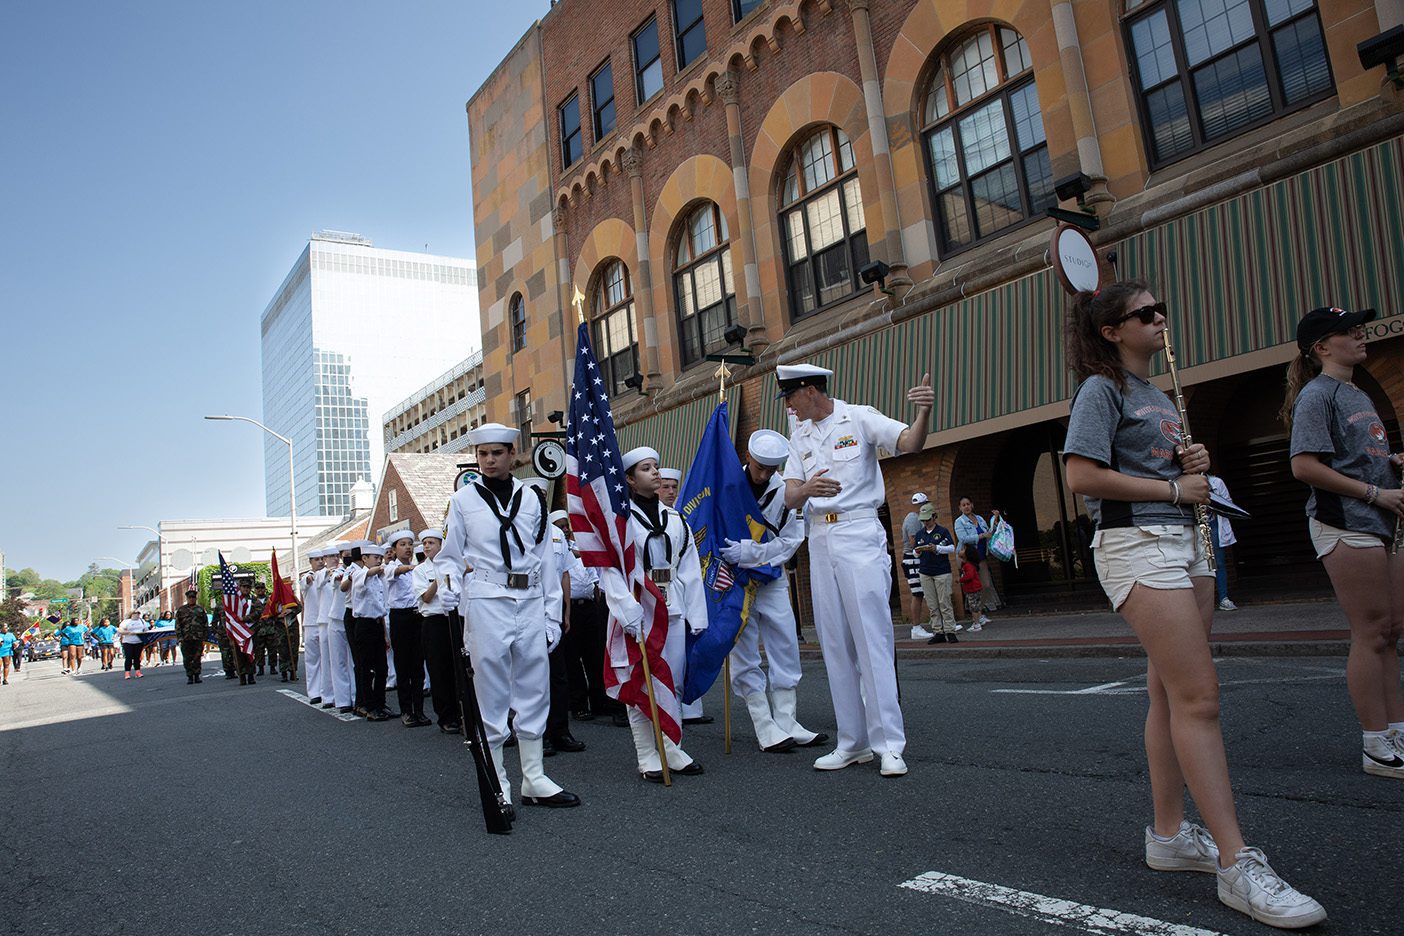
{"left": 714, "top": 361, "right": 732, "bottom": 404}
{"left": 571, "top": 285, "right": 586, "bottom": 325}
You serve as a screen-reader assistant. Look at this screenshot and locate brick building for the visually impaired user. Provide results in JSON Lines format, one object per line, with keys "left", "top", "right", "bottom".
{"left": 468, "top": 0, "right": 1404, "bottom": 611}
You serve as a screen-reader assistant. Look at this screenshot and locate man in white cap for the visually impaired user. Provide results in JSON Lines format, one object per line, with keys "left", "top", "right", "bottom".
{"left": 902, "top": 493, "right": 930, "bottom": 639}
{"left": 778, "top": 362, "right": 933, "bottom": 777}
{"left": 384, "top": 529, "right": 430, "bottom": 728}
{"left": 720, "top": 429, "right": 830, "bottom": 752}
{"left": 343, "top": 542, "right": 394, "bottom": 721}
{"left": 608, "top": 446, "right": 709, "bottom": 781}
{"left": 301, "top": 549, "right": 325, "bottom": 703}
{"left": 413, "top": 528, "right": 461, "bottom": 733}
{"left": 439, "top": 423, "right": 578, "bottom": 809}
{"left": 323, "top": 543, "right": 356, "bottom": 713}
{"left": 657, "top": 468, "right": 683, "bottom": 508}
{"left": 310, "top": 548, "right": 337, "bottom": 708}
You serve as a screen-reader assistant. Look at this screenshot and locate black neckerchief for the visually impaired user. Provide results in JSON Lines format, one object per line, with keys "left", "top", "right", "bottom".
{"left": 482, "top": 474, "right": 515, "bottom": 507}
{"left": 631, "top": 493, "right": 671, "bottom": 572}
{"left": 748, "top": 477, "right": 768, "bottom": 502}
{"left": 474, "top": 479, "right": 525, "bottom": 571}
{"left": 755, "top": 481, "right": 787, "bottom": 536}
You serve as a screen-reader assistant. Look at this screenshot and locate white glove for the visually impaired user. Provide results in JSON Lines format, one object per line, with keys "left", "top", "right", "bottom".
{"left": 719, "top": 538, "right": 751, "bottom": 564}
{"left": 719, "top": 537, "right": 767, "bottom": 568}
{"left": 621, "top": 610, "right": 643, "bottom": 641}
{"left": 545, "top": 619, "right": 562, "bottom": 649}
{"left": 937, "top": 543, "right": 956, "bottom": 555}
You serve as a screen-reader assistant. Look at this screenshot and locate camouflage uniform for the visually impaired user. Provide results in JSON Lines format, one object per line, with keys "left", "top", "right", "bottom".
{"left": 276, "top": 610, "right": 300, "bottom": 680}
{"left": 212, "top": 607, "right": 237, "bottom": 678}
{"left": 174, "top": 604, "right": 208, "bottom": 682}
{"left": 249, "top": 593, "right": 271, "bottom": 673}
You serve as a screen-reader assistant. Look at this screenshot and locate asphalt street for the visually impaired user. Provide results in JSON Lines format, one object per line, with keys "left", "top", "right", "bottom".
{"left": 1, "top": 652, "right": 1398, "bottom": 936}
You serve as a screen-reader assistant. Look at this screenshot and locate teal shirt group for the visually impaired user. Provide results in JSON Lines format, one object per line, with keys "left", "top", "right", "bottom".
{"left": 58, "top": 624, "right": 87, "bottom": 646}
{"left": 0, "top": 632, "right": 15, "bottom": 657}
{"left": 94, "top": 624, "right": 118, "bottom": 644}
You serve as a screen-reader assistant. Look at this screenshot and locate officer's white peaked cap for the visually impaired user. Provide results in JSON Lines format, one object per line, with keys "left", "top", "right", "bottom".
{"left": 621, "top": 446, "right": 661, "bottom": 473}
{"left": 417, "top": 528, "right": 444, "bottom": 542}
{"left": 747, "top": 429, "right": 790, "bottom": 467}
{"left": 658, "top": 468, "right": 683, "bottom": 482}
{"left": 361, "top": 544, "right": 386, "bottom": 557}
{"left": 466, "top": 423, "right": 519, "bottom": 446}
{"left": 775, "top": 363, "right": 833, "bottom": 397}
{"left": 548, "top": 510, "right": 570, "bottom": 525}
{"left": 385, "top": 529, "right": 414, "bottom": 546}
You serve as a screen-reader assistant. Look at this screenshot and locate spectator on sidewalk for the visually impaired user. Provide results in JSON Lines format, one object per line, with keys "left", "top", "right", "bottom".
{"left": 902, "top": 494, "right": 928, "bottom": 637}
{"left": 1207, "top": 475, "right": 1239, "bottom": 611}
{"left": 958, "top": 545, "right": 990, "bottom": 632}
{"left": 913, "top": 505, "right": 959, "bottom": 643}
{"left": 955, "top": 497, "right": 1003, "bottom": 611}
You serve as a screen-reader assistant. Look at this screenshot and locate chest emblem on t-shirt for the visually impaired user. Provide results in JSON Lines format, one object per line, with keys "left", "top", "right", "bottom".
{"left": 1159, "top": 419, "right": 1182, "bottom": 446}
{"left": 1368, "top": 422, "right": 1386, "bottom": 444}
{"left": 834, "top": 435, "right": 858, "bottom": 450}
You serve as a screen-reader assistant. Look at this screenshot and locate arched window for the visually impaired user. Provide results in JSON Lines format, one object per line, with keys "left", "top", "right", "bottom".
{"left": 779, "top": 126, "right": 869, "bottom": 319}
{"left": 591, "top": 260, "right": 640, "bottom": 396}
{"left": 674, "top": 202, "right": 738, "bottom": 367}
{"left": 921, "top": 25, "right": 1054, "bottom": 254}
{"left": 1125, "top": 1, "right": 1333, "bottom": 167}
{"left": 509, "top": 293, "right": 526, "bottom": 353}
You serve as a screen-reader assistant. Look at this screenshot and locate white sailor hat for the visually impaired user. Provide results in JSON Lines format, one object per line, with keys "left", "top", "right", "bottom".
{"left": 658, "top": 468, "right": 683, "bottom": 482}
{"left": 621, "top": 446, "right": 661, "bottom": 473}
{"left": 417, "top": 528, "right": 444, "bottom": 542}
{"left": 911, "top": 492, "right": 929, "bottom": 505}
{"left": 385, "top": 529, "right": 414, "bottom": 546}
{"left": 315, "top": 547, "right": 336, "bottom": 558}
{"left": 548, "top": 510, "right": 570, "bottom": 526}
{"left": 354, "top": 539, "right": 374, "bottom": 549}
{"left": 361, "top": 544, "right": 386, "bottom": 557}
{"left": 775, "top": 363, "right": 833, "bottom": 398}
{"left": 747, "top": 429, "right": 789, "bottom": 466}
{"left": 465, "top": 422, "right": 519, "bottom": 446}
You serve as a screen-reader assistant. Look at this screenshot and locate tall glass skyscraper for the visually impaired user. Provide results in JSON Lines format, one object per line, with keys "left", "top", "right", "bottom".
{"left": 260, "top": 232, "right": 479, "bottom": 517}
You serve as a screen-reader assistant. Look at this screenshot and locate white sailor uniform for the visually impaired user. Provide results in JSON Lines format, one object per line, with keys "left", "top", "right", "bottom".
{"left": 301, "top": 558, "right": 324, "bottom": 700}
{"left": 322, "top": 557, "right": 356, "bottom": 710}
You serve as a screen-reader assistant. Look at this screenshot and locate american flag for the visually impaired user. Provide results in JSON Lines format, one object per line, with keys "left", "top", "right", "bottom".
{"left": 218, "top": 552, "right": 253, "bottom": 657}
{"left": 564, "top": 322, "right": 680, "bottom": 743}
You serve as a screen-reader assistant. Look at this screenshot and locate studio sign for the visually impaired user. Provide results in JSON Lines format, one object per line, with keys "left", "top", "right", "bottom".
{"left": 1050, "top": 224, "right": 1103, "bottom": 296}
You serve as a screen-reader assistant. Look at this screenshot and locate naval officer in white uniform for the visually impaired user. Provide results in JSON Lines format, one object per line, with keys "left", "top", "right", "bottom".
{"left": 439, "top": 423, "right": 579, "bottom": 809}
{"left": 780, "top": 363, "right": 933, "bottom": 777}
{"left": 720, "top": 429, "right": 829, "bottom": 752}
{"left": 300, "top": 549, "right": 326, "bottom": 704}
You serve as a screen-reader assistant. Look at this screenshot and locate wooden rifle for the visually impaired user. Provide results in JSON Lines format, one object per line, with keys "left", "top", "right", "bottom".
{"left": 449, "top": 614, "right": 513, "bottom": 834}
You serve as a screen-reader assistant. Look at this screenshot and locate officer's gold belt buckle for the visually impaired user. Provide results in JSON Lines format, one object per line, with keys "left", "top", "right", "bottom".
{"left": 506, "top": 573, "right": 530, "bottom": 590}
{"left": 822, "top": 512, "right": 840, "bottom": 523}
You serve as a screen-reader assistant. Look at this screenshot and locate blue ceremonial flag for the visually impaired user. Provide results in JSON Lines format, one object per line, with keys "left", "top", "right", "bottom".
{"left": 677, "top": 401, "right": 781, "bottom": 704}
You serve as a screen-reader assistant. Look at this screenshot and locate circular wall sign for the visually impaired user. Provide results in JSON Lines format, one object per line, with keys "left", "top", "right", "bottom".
{"left": 454, "top": 468, "right": 480, "bottom": 490}
{"left": 1050, "top": 224, "right": 1102, "bottom": 295}
{"left": 532, "top": 440, "right": 567, "bottom": 480}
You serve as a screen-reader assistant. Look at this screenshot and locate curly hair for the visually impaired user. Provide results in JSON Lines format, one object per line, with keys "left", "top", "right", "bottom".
{"left": 1064, "top": 280, "right": 1152, "bottom": 390}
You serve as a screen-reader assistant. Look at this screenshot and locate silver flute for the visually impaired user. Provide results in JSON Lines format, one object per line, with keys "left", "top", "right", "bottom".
{"left": 1162, "top": 325, "right": 1216, "bottom": 573}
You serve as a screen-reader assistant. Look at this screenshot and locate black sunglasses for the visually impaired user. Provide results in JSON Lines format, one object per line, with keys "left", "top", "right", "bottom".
{"left": 1113, "top": 301, "right": 1166, "bottom": 326}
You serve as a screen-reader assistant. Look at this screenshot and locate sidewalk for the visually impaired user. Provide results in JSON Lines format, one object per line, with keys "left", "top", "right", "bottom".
{"left": 797, "top": 597, "right": 1353, "bottom": 659}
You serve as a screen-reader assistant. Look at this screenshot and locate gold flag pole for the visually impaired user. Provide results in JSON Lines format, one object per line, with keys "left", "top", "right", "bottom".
{"left": 636, "top": 627, "right": 672, "bottom": 787}
{"left": 715, "top": 360, "right": 734, "bottom": 755}
{"left": 571, "top": 284, "right": 586, "bottom": 326}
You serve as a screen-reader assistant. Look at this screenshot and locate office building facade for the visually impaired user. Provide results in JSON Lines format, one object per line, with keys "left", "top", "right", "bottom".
{"left": 382, "top": 350, "right": 489, "bottom": 455}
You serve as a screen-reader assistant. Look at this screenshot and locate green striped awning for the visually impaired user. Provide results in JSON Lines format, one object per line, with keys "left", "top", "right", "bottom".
{"left": 616, "top": 387, "right": 742, "bottom": 472}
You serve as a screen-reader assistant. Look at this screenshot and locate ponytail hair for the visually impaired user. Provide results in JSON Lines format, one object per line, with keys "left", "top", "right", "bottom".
{"left": 1279, "top": 350, "right": 1321, "bottom": 428}
{"left": 1065, "top": 280, "right": 1152, "bottom": 390}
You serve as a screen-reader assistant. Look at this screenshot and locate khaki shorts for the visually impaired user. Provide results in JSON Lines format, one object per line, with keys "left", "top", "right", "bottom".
{"left": 1092, "top": 525, "right": 1213, "bottom": 612}
{"left": 1308, "top": 518, "right": 1385, "bottom": 558}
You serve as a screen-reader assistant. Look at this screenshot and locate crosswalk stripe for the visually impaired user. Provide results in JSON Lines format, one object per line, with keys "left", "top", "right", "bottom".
{"left": 276, "top": 689, "right": 361, "bottom": 722}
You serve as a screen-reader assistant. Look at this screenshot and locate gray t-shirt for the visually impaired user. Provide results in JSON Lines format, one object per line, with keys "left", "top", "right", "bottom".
{"left": 1289, "top": 373, "right": 1397, "bottom": 539}
{"left": 900, "top": 511, "right": 922, "bottom": 551}
{"left": 1064, "top": 371, "right": 1193, "bottom": 529}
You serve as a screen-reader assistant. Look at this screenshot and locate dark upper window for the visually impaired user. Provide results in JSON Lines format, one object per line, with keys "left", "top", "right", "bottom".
{"left": 673, "top": 202, "right": 739, "bottom": 367}
{"left": 633, "top": 17, "right": 664, "bottom": 104}
{"left": 778, "top": 127, "right": 870, "bottom": 320}
{"left": 515, "top": 388, "right": 532, "bottom": 442}
{"left": 591, "top": 61, "right": 616, "bottom": 141}
{"left": 509, "top": 293, "right": 526, "bottom": 353}
{"left": 921, "top": 25, "right": 1055, "bottom": 255}
{"left": 1126, "top": 0, "right": 1333, "bottom": 168}
{"left": 560, "top": 94, "right": 582, "bottom": 169}
{"left": 672, "top": 0, "right": 707, "bottom": 70}
{"left": 591, "top": 260, "right": 640, "bottom": 396}
{"left": 733, "top": 0, "right": 764, "bottom": 21}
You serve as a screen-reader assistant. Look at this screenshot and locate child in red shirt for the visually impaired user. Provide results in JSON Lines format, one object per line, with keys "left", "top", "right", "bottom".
{"left": 959, "top": 545, "right": 990, "bottom": 632}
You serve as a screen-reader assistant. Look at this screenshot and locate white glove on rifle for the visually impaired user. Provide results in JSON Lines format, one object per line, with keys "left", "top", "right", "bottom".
{"left": 545, "top": 619, "right": 562, "bottom": 650}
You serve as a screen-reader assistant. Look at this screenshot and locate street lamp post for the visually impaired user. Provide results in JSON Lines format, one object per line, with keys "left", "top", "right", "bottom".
{"left": 96, "top": 557, "right": 138, "bottom": 617}
{"left": 205, "top": 414, "right": 300, "bottom": 600}
{"left": 119, "top": 523, "right": 163, "bottom": 612}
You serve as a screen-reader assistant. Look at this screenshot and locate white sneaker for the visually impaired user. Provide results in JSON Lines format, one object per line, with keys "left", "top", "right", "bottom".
{"left": 1216, "top": 847, "right": 1326, "bottom": 928}
{"left": 1217, "top": 598, "right": 1239, "bottom": 611}
{"left": 1388, "top": 727, "right": 1404, "bottom": 758}
{"left": 1363, "top": 736, "right": 1404, "bottom": 778}
{"left": 978, "top": 614, "right": 991, "bottom": 626}
{"left": 953, "top": 623, "right": 964, "bottom": 632}
{"left": 967, "top": 622, "right": 982, "bottom": 632}
{"left": 1145, "top": 820, "right": 1218, "bottom": 872}
{"left": 879, "top": 752, "right": 908, "bottom": 777}
{"left": 910, "top": 625, "right": 935, "bottom": 640}
{"left": 813, "top": 749, "right": 873, "bottom": 771}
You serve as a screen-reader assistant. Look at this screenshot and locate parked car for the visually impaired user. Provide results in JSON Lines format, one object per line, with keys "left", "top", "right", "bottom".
{"left": 27, "top": 637, "right": 61, "bottom": 661}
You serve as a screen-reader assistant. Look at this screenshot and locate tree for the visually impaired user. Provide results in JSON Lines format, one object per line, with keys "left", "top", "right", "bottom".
{"left": 0, "top": 597, "right": 29, "bottom": 631}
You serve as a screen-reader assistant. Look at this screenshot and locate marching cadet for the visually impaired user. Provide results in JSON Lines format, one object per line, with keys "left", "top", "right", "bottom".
{"left": 278, "top": 584, "right": 300, "bottom": 684}
{"left": 440, "top": 423, "right": 579, "bottom": 809}
{"left": 301, "top": 550, "right": 325, "bottom": 702}
{"left": 611, "top": 446, "right": 709, "bottom": 781}
{"left": 413, "top": 529, "right": 460, "bottom": 734}
{"left": 324, "top": 544, "right": 357, "bottom": 713}
{"left": 249, "top": 581, "right": 271, "bottom": 676}
{"left": 384, "top": 529, "right": 431, "bottom": 727}
{"left": 174, "top": 587, "right": 208, "bottom": 685}
{"left": 310, "top": 548, "right": 338, "bottom": 708}
{"left": 719, "top": 429, "right": 829, "bottom": 751}
{"left": 344, "top": 542, "right": 393, "bottom": 720}
{"left": 779, "top": 363, "right": 933, "bottom": 778}
{"left": 657, "top": 467, "right": 683, "bottom": 507}
{"left": 213, "top": 601, "right": 237, "bottom": 679}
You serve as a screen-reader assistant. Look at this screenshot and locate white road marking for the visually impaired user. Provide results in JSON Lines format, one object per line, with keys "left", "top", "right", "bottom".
{"left": 993, "top": 672, "right": 1343, "bottom": 696}
{"left": 278, "top": 689, "right": 361, "bottom": 721}
{"left": 898, "top": 871, "right": 1226, "bottom": 935}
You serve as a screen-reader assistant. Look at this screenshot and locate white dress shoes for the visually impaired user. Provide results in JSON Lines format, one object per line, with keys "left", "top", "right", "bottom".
{"left": 813, "top": 748, "right": 874, "bottom": 771}
{"left": 879, "top": 752, "right": 908, "bottom": 777}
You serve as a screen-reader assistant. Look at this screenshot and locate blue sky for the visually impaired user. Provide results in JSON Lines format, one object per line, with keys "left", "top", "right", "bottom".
{"left": 0, "top": 1, "right": 547, "bottom": 581}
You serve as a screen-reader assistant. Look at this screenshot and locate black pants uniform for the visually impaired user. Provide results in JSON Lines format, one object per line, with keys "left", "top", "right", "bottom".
{"left": 421, "top": 612, "right": 458, "bottom": 727}
{"left": 388, "top": 607, "right": 424, "bottom": 717}
{"left": 180, "top": 639, "right": 204, "bottom": 679}
{"left": 351, "top": 616, "right": 388, "bottom": 713}
{"left": 565, "top": 594, "right": 611, "bottom": 715}
{"left": 343, "top": 609, "right": 359, "bottom": 706}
